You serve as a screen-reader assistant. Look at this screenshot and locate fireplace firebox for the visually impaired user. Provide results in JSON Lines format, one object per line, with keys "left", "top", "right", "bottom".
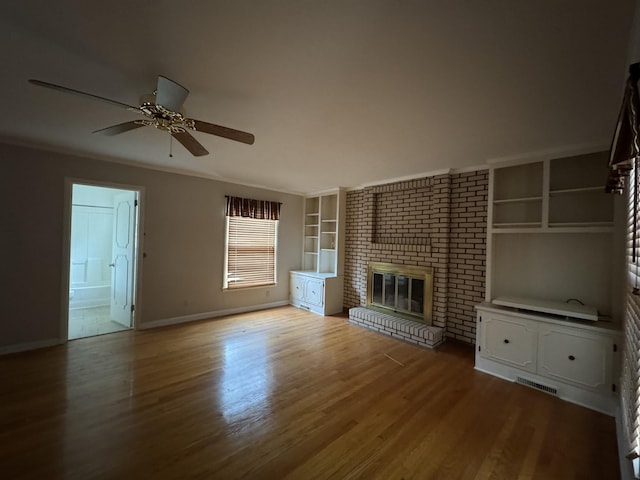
{"left": 366, "top": 262, "right": 433, "bottom": 325}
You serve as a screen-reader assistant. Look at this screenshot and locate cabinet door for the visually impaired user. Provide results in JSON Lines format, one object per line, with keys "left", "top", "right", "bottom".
{"left": 538, "top": 327, "right": 611, "bottom": 392}
{"left": 480, "top": 314, "right": 537, "bottom": 373}
{"left": 290, "top": 274, "right": 305, "bottom": 302}
{"left": 304, "top": 278, "right": 324, "bottom": 307}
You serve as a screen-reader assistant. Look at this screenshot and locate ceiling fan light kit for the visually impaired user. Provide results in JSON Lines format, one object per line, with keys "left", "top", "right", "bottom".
{"left": 28, "top": 75, "right": 255, "bottom": 157}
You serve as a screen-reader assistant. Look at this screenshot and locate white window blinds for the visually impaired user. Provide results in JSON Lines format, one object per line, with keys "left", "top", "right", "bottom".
{"left": 224, "top": 195, "right": 280, "bottom": 290}
{"left": 225, "top": 217, "right": 277, "bottom": 289}
{"left": 606, "top": 64, "right": 640, "bottom": 472}
{"left": 622, "top": 167, "right": 640, "bottom": 464}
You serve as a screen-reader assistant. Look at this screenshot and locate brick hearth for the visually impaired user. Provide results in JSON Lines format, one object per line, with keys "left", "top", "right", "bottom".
{"left": 348, "top": 307, "right": 444, "bottom": 349}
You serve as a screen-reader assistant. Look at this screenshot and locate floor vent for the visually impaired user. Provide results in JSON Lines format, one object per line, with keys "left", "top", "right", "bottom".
{"left": 515, "top": 376, "right": 558, "bottom": 396}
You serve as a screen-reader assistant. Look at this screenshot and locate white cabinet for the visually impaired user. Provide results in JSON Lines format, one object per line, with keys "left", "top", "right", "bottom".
{"left": 538, "top": 325, "right": 611, "bottom": 392}
{"left": 289, "top": 271, "right": 344, "bottom": 315}
{"left": 291, "top": 188, "right": 346, "bottom": 316}
{"left": 475, "top": 303, "right": 620, "bottom": 415}
{"left": 478, "top": 151, "right": 622, "bottom": 414}
{"left": 290, "top": 274, "right": 305, "bottom": 302}
{"left": 303, "top": 277, "right": 324, "bottom": 307}
{"left": 480, "top": 313, "right": 537, "bottom": 373}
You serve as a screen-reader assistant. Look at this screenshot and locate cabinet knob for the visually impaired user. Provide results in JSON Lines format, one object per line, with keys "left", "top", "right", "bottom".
{"left": 568, "top": 355, "right": 575, "bottom": 361}
{"left": 503, "top": 339, "right": 510, "bottom": 344}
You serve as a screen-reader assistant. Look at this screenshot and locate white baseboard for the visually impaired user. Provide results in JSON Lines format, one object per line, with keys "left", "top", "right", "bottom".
{"left": 0, "top": 338, "right": 61, "bottom": 356}
{"left": 137, "top": 301, "right": 289, "bottom": 330}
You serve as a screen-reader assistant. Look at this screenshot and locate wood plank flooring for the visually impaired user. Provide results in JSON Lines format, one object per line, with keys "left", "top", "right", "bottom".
{"left": 0, "top": 306, "right": 619, "bottom": 479}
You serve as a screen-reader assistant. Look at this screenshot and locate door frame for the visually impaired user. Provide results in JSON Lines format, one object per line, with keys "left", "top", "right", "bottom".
{"left": 60, "top": 177, "right": 145, "bottom": 342}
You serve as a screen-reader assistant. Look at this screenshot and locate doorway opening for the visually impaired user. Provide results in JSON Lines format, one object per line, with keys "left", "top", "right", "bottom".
{"left": 66, "top": 183, "right": 141, "bottom": 340}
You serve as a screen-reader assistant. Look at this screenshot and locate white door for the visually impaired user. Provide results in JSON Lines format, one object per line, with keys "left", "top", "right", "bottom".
{"left": 110, "top": 192, "right": 137, "bottom": 327}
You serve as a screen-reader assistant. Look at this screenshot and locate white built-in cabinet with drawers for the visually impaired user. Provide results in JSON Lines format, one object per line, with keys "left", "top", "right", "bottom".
{"left": 477, "top": 151, "right": 623, "bottom": 415}
{"left": 475, "top": 303, "right": 620, "bottom": 415}
{"left": 289, "top": 271, "right": 344, "bottom": 316}
{"left": 290, "top": 189, "right": 345, "bottom": 315}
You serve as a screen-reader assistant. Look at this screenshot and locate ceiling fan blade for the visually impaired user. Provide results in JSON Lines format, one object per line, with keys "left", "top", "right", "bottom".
{"left": 172, "top": 131, "right": 209, "bottom": 156}
{"left": 156, "top": 76, "right": 189, "bottom": 112}
{"left": 28, "top": 79, "right": 138, "bottom": 110}
{"left": 93, "top": 121, "right": 146, "bottom": 136}
{"left": 190, "top": 120, "right": 255, "bottom": 145}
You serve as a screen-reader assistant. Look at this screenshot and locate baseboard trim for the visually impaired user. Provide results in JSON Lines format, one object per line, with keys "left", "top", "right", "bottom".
{"left": 137, "top": 301, "right": 289, "bottom": 330}
{"left": 0, "top": 338, "right": 61, "bottom": 356}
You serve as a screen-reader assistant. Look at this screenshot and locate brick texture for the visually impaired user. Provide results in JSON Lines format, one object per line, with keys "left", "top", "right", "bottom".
{"left": 343, "top": 170, "right": 488, "bottom": 344}
{"left": 348, "top": 307, "right": 444, "bottom": 348}
{"left": 447, "top": 171, "right": 488, "bottom": 343}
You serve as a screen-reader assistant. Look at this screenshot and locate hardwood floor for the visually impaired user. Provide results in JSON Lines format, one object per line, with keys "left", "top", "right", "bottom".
{"left": 0, "top": 306, "right": 619, "bottom": 479}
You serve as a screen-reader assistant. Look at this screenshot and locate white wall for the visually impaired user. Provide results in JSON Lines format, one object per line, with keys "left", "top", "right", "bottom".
{"left": 69, "top": 206, "right": 112, "bottom": 286}
{"left": 70, "top": 185, "right": 122, "bottom": 288}
{"left": 492, "top": 232, "right": 614, "bottom": 316}
{"left": 1, "top": 142, "right": 303, "bottom": 349}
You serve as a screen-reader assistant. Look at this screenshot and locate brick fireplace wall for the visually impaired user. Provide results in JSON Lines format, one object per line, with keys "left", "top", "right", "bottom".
{"left": 343, "top": 170, "right": 488, "bottom": 344}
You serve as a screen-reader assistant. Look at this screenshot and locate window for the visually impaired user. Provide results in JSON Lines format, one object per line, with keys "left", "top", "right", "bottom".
{"left": 622, "top": 163, "right": 640, "bottom": 472}
{"left": 609, "top": 64, "right": 640, "bottom": 476}
{"left": 223, "top": 196, "right": 280, "bottom": 290}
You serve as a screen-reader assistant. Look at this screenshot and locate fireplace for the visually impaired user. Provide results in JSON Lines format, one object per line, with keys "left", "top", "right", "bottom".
{"left": 366, "top": 262, "right": 433, "bottom": 325}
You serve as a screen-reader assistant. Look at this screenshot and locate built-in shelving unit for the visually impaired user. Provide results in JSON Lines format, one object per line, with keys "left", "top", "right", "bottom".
{"left": 302, "top": 197, "right": 320, "bottom": 271}
{"left": 291, "top": 189, "right": 346, "bottom": 315}
{"left": 478, "top": 151, "right": 622, "bottom": 414}
{"left": 490, "top": 154, "right": 614, "bottom": 233}
{"left": 486, "top": 151, "right": 618, "bottom": 313}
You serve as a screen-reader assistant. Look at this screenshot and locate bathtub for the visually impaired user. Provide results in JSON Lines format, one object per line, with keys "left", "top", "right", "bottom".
{"left": 69, "top": 284, "right": 111, "bottom": 309}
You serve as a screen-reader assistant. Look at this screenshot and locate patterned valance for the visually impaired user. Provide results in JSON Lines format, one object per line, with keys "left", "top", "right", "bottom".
{"left": 225, "top": 196, "right": 281, "bottom": 220}
{"left": 606, "top": 62, "right": 640, "bottom": 194}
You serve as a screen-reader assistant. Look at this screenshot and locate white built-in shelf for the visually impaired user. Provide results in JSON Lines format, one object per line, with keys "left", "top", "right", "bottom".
{"left": 492, "top": 296, "right": 599, "bottom": 321}
{"left": 549, "top": 186, "right": 603, "bottom": 195}
{"left": 493, "top": 222, "right": 542, "bottom": 228}
{"left": 486, "top": 151, "right": 615, "bottom": 321}
{"left": 548, "top": 222, "right": 613, "bottom": 228}
{"left": 299, "top": 190, "right": 345, "bottom": 278}
{"left": 493, "top": 226, "right": 614, "bottom": 234}
{"left": 490, "top": 155, "right": 612, "bottom": 232}
{"left": 493, "top": 196, "right": 543, "bottom": 204}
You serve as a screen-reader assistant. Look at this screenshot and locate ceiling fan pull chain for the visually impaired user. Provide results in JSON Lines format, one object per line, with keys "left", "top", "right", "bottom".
{"left": 169, "top": 134, "right": 173, "bottom": 158}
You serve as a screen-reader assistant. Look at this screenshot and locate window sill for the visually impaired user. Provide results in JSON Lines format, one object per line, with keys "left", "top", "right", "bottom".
{"left": 222, "top": 282, "right": 277, "bottom": 292}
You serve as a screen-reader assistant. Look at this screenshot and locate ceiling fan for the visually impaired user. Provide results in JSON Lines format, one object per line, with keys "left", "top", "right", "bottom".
{"left": 28, "top": 75, "right": 255, "bottom": 157}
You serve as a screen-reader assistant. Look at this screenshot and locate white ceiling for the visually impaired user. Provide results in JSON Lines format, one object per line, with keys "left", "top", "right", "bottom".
{"left": 0, "top": 1, "right": 636, "bottom": 194}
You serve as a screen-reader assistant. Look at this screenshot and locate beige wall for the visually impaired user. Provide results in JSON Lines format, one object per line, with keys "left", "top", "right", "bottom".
{"left": 2, "top": 142, "right": 303, "bottom": 350}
